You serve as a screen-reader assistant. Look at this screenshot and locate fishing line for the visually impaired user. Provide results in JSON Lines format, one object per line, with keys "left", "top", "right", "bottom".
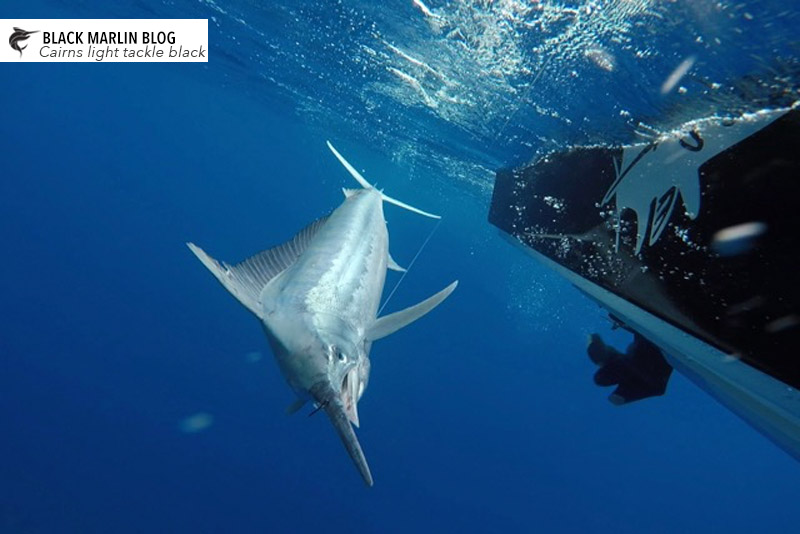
{"left": 379, "top": 218, "right": 442, "bottom": 316}
{"left": 494, "top": 51, "right": 555, "bottom": 143}
{"left": 308, "top": 399, "right": 328, "bottom": 417}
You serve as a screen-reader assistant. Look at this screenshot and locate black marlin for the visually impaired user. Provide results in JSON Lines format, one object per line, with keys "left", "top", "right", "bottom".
{"left": 188, "top": 142, "right": 457, "bottom": 486}
{"left": 9, "top": 28, "right": 38, "bottom": 57}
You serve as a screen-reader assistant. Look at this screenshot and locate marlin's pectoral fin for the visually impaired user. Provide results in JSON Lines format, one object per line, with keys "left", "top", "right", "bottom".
{"left": 286, "top": 398, "right": 307, "bottom": 415}
{"left": 387, "top": 251, "right": 406, "bottom": 272}
{"left": 367, "top": 281, "right": 458, "bottom": 341}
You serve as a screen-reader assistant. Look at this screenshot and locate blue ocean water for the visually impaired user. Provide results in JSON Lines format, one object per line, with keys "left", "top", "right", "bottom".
{"left": 1, "top": 0, "right": 798, "bottom": 532}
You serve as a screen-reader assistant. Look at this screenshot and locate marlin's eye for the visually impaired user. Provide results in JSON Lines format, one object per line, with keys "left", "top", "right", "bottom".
{"left": 337, "top": 351, "right": 347, "bottom": 362}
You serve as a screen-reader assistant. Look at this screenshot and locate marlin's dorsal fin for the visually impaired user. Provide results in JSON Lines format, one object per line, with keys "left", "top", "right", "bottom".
{"left": 387, "top": 251, "right": 406, "bottom": 272}
{"left": 187, "top": 216, "right": 328, "bottom": 317}
{"left": 326, "top": 141, "right": 441, "bottom": 219}
{"left": 367, "top": 281, "right": 458, "bottom": 341}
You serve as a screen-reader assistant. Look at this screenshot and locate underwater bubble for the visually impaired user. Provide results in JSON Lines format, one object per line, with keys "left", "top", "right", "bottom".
{"left": 661, "top": 56, "right": 696, "bottom": 94}
{"left": 765, "top": 315, "right": 800, "bottom": 334}
{"left": 584, "top": 48, "right": 616, "bottom": 72}
{"left": 711, "top": 221, "right": 767, "bottom": 256}
{"left": 727, "top": 295, "right": 766, "bottom": 315}
{"left": 245, "top": 351, "right": 263, "bottom": 363}
{"left": 179, "top": 412, "right": 214, "bottom": 434}
{"left": 722, "top": 352, "right": 743, "bottom": 363}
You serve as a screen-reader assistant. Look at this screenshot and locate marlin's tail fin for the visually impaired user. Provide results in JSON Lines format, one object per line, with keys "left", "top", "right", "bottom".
{"left": 326, "top": 141, "right": 441, "bottom": 219}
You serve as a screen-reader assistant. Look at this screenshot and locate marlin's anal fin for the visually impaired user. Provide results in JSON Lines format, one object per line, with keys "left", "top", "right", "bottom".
{"left": 367, "top": 281, "right": 458, "bottom": 341}
{"left": 387, "top": 251, "right": 406, "bottom": 272}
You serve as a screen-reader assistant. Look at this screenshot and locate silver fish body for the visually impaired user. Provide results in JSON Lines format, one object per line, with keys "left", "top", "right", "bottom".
{"left": 188, "top": 143, "right": 457, "bottom": 486}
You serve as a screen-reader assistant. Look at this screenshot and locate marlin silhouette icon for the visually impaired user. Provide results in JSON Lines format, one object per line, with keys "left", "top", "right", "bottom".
{"left": 9, "top": 28, "right": 39, "bottom": 57}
